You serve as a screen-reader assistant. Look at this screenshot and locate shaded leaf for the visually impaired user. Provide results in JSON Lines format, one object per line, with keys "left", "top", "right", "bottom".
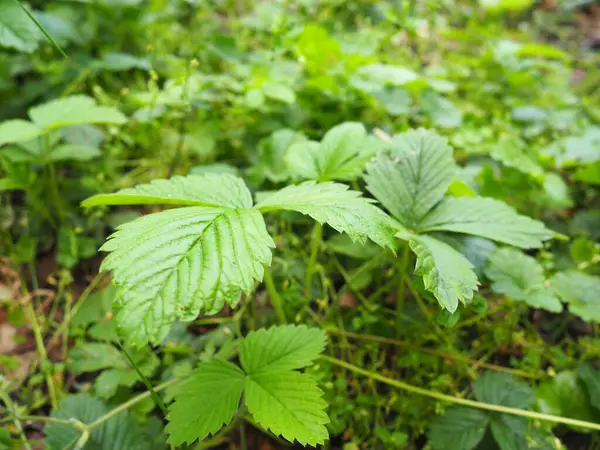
{"left": 550, "top": 271, "right": 600, "bottom": 322}
{"left": 428, "top": 406, "right": 489, "bottom": 450}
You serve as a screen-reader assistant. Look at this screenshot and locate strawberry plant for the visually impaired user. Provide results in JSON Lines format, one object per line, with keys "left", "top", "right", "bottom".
{"left": 2, "top": 1, "right": 600, "bottom": 449}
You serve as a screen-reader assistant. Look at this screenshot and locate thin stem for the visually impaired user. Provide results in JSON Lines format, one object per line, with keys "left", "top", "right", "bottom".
{"left": 118, "top": 343, "right": 169, "bottom": 416}
{"left": 0, "top": 415, "right": 79, "bottom": 427}
{"left": 305, "top": 222, "right": 322, "bottom": 299}
{"left": 263, "top": 265, "right": 286, "bottom": 324}
{"left": 403, "top": 274, "right": 449, "bottom": 345}
{"left": 320, "top": 355, "right": 600, "bottom": 431}
{"left": 326, "top": 329, "right": 544, "bottom": 379}
{"left": 0, "top": 390, "right": 32, "bottom": 450}
{"left": 22, "top": 300, "right": 58, "bottom": 409}
{"left": 395, "top": 244, "right": 410, "bottom": 337}
{"left": 239, "top": 419, "right": 247, "bottom": 450}
{"left": 88, "top": 379, "right": 177, "bottom": 430}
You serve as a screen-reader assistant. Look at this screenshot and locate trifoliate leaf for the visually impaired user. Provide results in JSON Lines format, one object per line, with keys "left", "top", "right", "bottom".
{"left": 409, "top": 235, "right": 479, "bottom": 312}
{"left": 256, "top": 180, "right": 396, "bottom": 251}
{"left": 244, "top": 371, "right": 329, "bottom": 446}
{"left": 417, "top": 197, "right": 552, "bottom": 248}
{"left": 578, "top": 364, "right": 600, "bottom": 412}
{"left": 473, "top": 372, "right": 534, "bottom": 409}
{"left": 428, "top": 407, "right": 489, "bottom": 450}
{"left": 46, "top": 394, "right": 149, "bottom": 450}
{"left": 0, "top": 120, "right": 42, "bottom": 146}
{"left": 485, "top": 248, "right": 562, "bottom": 312}
{"left": 285, "top": 122, "right": 381, "bottom": 181}
{"left": 0, "top": 0, "right": 40, "bottom": 52}
{"left": 364, "top": 128, "right": 457, "bottom": 228}
{"left": 100, "top": 206, "right": 274, "bottom": 345}
{"left": 83, "top": 174, "right": 252, "bottom": 208}
{"left": 240, "top": 325, "right": 327, "bottom": 374}
{"left": 29, "top": 95, "right": 127, "bottom": 130}
{"left": 166, "top": 359, "right": 245, "bottom": 445}
{"left": 550, "top": 271, "right": 600, "bottom": 322}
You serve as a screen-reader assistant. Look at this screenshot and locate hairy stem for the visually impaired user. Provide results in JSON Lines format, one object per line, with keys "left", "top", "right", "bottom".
{"left": 321, "top": 355, "right": 600, "bottom": 431}
{"left": 0, "top": 390, "right": 32, "bottom": 450}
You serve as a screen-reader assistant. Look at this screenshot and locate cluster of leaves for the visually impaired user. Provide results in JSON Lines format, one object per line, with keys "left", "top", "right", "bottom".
{"left": 1, "top": 0, "right": 600, "bottom": 449}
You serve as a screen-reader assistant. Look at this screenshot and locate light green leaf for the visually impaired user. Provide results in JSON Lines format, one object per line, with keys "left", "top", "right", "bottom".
{"left": 550, "top": 271, "right": 600, "bottom": 322}
{"left": 68, "top": 343, "right": 127, "bottom": 373}
{"left": 285, "top": 122, "right": 381, "bottom": 182}
{"left": 28, "top": 95, "right": 127, "bottom": 131}
{"left": 473, "top": 371, "right": 534, "bottom": 409}
{"left": 46, "top": 394, "right": 149, "bottom": 450}
{"left": 50, "top": 144, "right": 101, "bottom": 161}
{"left": 83, "top": 174, "right": 252, "bottom": 208}
{"left": 435, "top": 233, "right": 496, "bottom": 277}
{"left": 245, "top": 371, "right": 329, "bottom": 446}
{"left": 256, "top": 180, "right": 396, "bottom": 251}
{"left": 578, "top": 364, "right": 600, "bottom": 412}
{"left": 428, "top": 407, "right": 489, "bottom": 450}
{"left": 0, "top": 120, "right": 42, "bottom": 146}
{"left": 485, "top": 248, "right": 562, "bottom": 312}
{"left": 100, "top": 206, "right": 274, "bottom": 345}
{"left": 542, "top": 127, "right": 600, "bottom": 168}
{"left": 0, "top": 0, "right": 40, "bottom": 52}
{"left": 240, "top": 325, "right": 327, "bottom": 374}
{"left": 166, "top": 359, "right": 245, "bottom": 445}
{"left": 489, "top": 135, "right": 543, "bottom": 177}
{"left": 409, "top": 235, "right": 479, "bottom": 312}
{"left": 262, "top": 82, "right": 296, "bottom": 104}
{"left": 417, "top": 197, "right": 552, "bottom": 249}
{"left": 364, "top": 128, "right": 457, "bottom": 228}
{"left": 254, "top": 129, "right": 307, "bottom": 183}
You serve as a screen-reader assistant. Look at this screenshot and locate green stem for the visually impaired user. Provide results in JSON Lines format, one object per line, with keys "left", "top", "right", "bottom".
{"left": 22, "top": 300, "right": 58, "bottom": 409}
{"left": 88, "top": 379, "right": 177, "bottom": 430}
{"left": 320, "top": 355, "right": 600, "bottom": 431}
{"left": 395, "top": 244, "right": 410, "bottom": 337}
{"left": 118, "top": 343, "right": 169, "bottom": 416}
{"left": 239, "top": 419, "right": 247, "bottom": 450}
{"left": 326, "top": 328, "right": 544, "bottom": 379}
{"left": 0, "top": 390, "right": 32, "bottom": 450}
{"left": 263, "top": 265, "right": 286, "bottom": 324}
{"left": 305, "top": 222, "right": 322, "bottom": 299}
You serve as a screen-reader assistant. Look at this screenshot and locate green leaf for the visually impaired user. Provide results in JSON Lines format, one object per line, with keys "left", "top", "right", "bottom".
{"left": 409, "top": 235, "right": 479, "bottom": 312}
{"left": 489, "top": 135, "right": 543, "bottom": 177}
{"left": 473, "top": 372, "right": 534, "bottom": 409}
{"left": 435, "top": 233, "right": 496, "bottom": 277}
{"left": 256, "top": 180, "right": 396, "bottom": 251}
{"left": 485, "top": 248, "right": 562, "bottom": 312}
{"left": 285, "top": 122, "right": 381, "bottom": 182}
{"left": 166, "top": 359, "right": 245, "bottom": 445}
{"left": 550, "top": 271, "right": 600, "bottom": 322}
{"left": 489, "top": 414, "right": 529, "bottom": 450}
{"left": 50, "top": 144, "right": 101, "bottom": 161}
{"left": 536, "top": 371, "right": 599, "bottom": 426}
{"left": 83, "top": 174, "right": 252, "bottom": 208}
{"left": 417, "top": 197, "right": 552, "bottom": 248}
{"left": 68, "top": 343, "right": 127, "bottom": 373}
{"left": 0, "top": 0, "right": 40, "bottom": 52}
{"left": 245, "top": 371, "right": 329, "bottom": 446}
{"left": 240, "top": 325, "right": 327, "bottom": 374}
{"left": 45, "top": 394, "right": 149, "bottom": 450}
{"left": 578, "top": 364, "right": 600, "bottom": 412}
{"left": 0, "top": 120, "right": 42, "bottom": 146}
{"left": 364, "top": 128, "right": 457, "bottom": 228}
{"left": 28, "top": 95, "right": 127, "bottom": 131}
{"left": 254, "top": 129, "right": 307, "bottom": 183}
{"left": 100, "top": 206, "right": 274, "bottom": 345}
{"left": 428, "top": 407, "right": 489, "bottom": 450}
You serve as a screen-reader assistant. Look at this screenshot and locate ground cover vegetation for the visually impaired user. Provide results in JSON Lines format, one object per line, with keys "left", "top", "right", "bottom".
{"left": 1, "top": 0, "right": 600, "bottom": 448}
